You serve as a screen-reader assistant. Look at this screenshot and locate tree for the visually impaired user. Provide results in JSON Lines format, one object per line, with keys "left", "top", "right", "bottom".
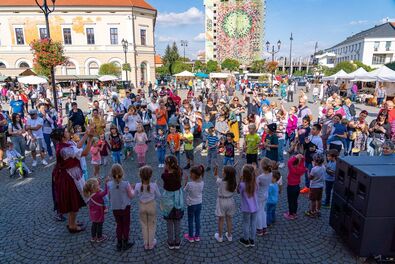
{"left": 99, "top": 62, "right": 121, "bottom": 76}
{"left": 354, "top": 61, "right": 374, "bottom": 72}
{"left": 250, "top": 60, "right": 266, "bottom": 73}
{"left": 324, "top": 61, "right": 355, "bottom": 76}
{"left": 172, "top": 61, "right": 192, "bottom": 74}
{"left": 194, "top": 60, "right": 206, "bottom": 72}
{"left": 386, "top": 62, "right": 395, "bottom": 71}
{"left": 30, "top": 39, "right": 67, "bottom": 77}
{"left": 265, "top": 61, "right": 278, "bottom": 73}
{"left": 156, "top": 65, "right": 169, "bottom": 77}
{"left": 162, "top": 42, "right": 180, "bottom": 75}
{"left": 221, "top": 58, "right": 240, "bottom": 71}
{"left": 206, "top": 60, "right": 219, "bottom": 73}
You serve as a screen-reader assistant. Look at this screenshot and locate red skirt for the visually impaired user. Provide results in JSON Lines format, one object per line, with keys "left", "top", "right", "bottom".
{"left": 55, "top": 170, "right": 85, "bottom": 214}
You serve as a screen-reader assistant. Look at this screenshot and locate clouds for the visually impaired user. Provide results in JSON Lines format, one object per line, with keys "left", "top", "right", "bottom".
{"left": 349, "top": 20, "right": 369, "bottom": 25}
{"left": 379, "top": 17, "right": 395, "bottom": 23}
{"left": 157, "top": 7, "right": 204, "bottom": 26}
{"left": 193, "top": 33, "right": 205, "bottom": 42}
{"left": 157, "top": 36, "right": 178, "bottom": 42}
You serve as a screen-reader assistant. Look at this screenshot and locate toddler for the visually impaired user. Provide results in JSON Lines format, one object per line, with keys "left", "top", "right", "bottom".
{"left": 206, "top": 125, "right": 219, "bottom": 171}
{"left": 167, "top": 125, "right": 181, "bottom": 164}
{"left": 223, "top": 132, "right": 235, "bottom": 165}
{"left": 182, "top": 124, "right": 194, "bottom": 170}
{"left": 305, "top": 154, "right": 325, "bottom": 218}
{"left": 6, "top": 142, "right": 32, "bottom": 177}
{"left": 202, "top": 114, "right": 213, "bottom": 150}
{"left": 238, "top": 164, "right": 258, "bottom": 247}
{"left": 322, "top": 149, "right": 339, "bottom": 208}
{"left": 99, "top": 133, "right": 110, "bottom": 166}
{"left": 214, "top": 165, "right": 237, "bottom": 243}
{"left": 83, "top": 177, "right": 109, "bottom": 243}
{"left": 134, "top": 166, "right": 161, "bottom": 250}
{"left": 256, "top": 158, "right": 273, "bottom": 236}
{"left": 123, "top": 126, "right": 134, "bottom": 161}
{"left": 183, "top": 165, "right": 205, "bottom": 242}
{"left": 90, "top": 138, "right": 104, "bottom": 178}
{"left": 109, "top": 125, "right": 123, "bottom": 164}
{"left": 267, "top": 170, "right": 281, "bottom": 226}
{"left": 155, "top": 128, "right": 167, "bottom": 168}
{"left": 326, "top": 114, "right": 347, "bottom": 148}
{"left": 244, "top": 124, "right": 260, "bottom": 166}
{"left": 107, "top": 164, "right": 135, "bottom": 251}
{"left": 134, "top": 124, "right": 148, "bottom": 167}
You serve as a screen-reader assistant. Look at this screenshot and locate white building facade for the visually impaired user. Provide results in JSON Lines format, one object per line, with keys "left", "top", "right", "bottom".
{"left": 0, "top": 0, "right": 157, "bottom": 86}
{"left": 325, "top": 22, "right": 395, "bottom": 67}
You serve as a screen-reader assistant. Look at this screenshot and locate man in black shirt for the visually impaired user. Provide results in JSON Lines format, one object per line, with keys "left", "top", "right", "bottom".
{"left": 68, "top": 102, "right": 86, "bottom": 131}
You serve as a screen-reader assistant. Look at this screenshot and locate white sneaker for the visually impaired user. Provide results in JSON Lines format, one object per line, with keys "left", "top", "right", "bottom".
{"left": 160, "top": 164, "right": 164, "bottom": 168}
{"left": 283, "top": 151, "right": 288, "bottom": 155}
{"left": 279, "top": 163, "right": 285, "bottom": 168}
{"left": 158, "top": 164, "right": 161, "bottom": 168}
{"left": 225, "top": 232, "right": 232, "bottom": 242}
{"left": 214, "top": 233, "right": 223, "bottom": 243}
{"left": 32, "top": 160, "right": 37, "bottom": 167}
{"left": 42, "top": 159, "right": 48, "bottom": 166}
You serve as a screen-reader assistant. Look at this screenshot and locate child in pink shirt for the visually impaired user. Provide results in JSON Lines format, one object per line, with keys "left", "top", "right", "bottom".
{"left": 83, "top": 177, "right": 109, "bottom": 242}
{"left": 91, "top": 138, "right": 104, "bottom": 178}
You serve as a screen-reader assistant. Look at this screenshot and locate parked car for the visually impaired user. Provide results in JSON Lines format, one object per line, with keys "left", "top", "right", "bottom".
{"left": 294, "top": 76, "right": 307, "bottom": 87}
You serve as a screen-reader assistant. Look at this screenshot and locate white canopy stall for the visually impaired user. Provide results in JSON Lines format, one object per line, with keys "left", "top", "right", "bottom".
{"left": 322, "top": 69, "right": 350, "bottom": 81}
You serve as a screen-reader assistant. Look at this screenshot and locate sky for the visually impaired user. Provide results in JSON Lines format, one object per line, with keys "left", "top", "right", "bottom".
{"left": 149, "top": 0, "right": 395, "bottom": 60}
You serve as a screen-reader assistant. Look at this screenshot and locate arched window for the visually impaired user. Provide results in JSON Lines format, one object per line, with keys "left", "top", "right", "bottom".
{"left": 88, "top": 61, "right": 99, "bottom": 75}
{"left": 140, "top": 62, "right": 147, "bottom": 83}
{"left": 0, "top": 62, "right": 6, "bottom": 68}
{"left": 19, "top": 62, "right": 29, "bottom": 68}
{"left": 66, "top": 61, "right": 76, "bottom": 75}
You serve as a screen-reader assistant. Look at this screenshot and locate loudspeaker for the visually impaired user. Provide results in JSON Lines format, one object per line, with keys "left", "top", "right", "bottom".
{"left": 329, "top": 192, "right": 348, "bottom": 238}
{"left": 344, "top": 208, "right": 395, "bottom": 257}
{"left": 347, "top": 165, "right": 395, "bottom": 217}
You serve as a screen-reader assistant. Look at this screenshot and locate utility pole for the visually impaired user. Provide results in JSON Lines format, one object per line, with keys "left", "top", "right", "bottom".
{"left": 289, "top": 32, "right": 293, "bottom": 76}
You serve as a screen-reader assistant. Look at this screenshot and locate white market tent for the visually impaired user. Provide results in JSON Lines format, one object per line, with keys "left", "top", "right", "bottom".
{"left": 173, "top": 71, "right": 195, "bottom": 78}
{"left": 98, "top": 75, "right": 119, "bottom": 82}
{"left": 346, "top": 67, "right": 367, "bottom": 79}
{"left": 209, "top": 72, "right": 232, "bottom": 79}
{"left": 18, "top": 75, "right": 48, "bottom": 85}
{"left": 322, "top": 69, "right": 350, "bottom": 81}
{"left": 363, "top": 65, "right": 395, "bottom": 82}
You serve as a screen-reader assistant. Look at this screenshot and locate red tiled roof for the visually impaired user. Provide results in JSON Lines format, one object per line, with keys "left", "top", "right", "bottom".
{"left": 154, "top": 54, "right": 162, "bottom": 64}
{"left": 0, "top": 0, "right": 155, "bottom": 11}
{"left": 391, "top": 22, "right": 395, "bottom": 28}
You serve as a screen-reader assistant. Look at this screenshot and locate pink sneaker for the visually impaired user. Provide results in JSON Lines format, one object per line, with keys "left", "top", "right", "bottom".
{"left": 183, "top": 234, "right": 195, "bottom": 243}
{"left": 283, "top": 212, "right": 295, "bottom": 220}
{"left": 194, "top": 236, "right": 200, "bottom": 242}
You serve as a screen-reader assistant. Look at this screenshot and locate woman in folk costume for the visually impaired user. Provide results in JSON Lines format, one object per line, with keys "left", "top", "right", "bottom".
{"left": 51, "top": 125, "right": 95, "bottom": 233}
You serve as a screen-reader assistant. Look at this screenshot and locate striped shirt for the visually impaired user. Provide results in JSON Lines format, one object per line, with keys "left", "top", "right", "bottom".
{"left": 207, "top": 134, "right": 219, "bottom": 148}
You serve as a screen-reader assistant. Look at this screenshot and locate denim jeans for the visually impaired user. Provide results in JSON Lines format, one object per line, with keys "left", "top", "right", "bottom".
{"left": 278, "top": 138, "right": 285, "bottom": 163}
{"left": 304, "top": 162, "right": 312, "bottom": 188}
{"left": 266, "top": 203, "right": 276, "bottom": 225}
{"left": 156, "top": 148, "right": 166, "bottom": 164}
{"left": 324, "top": 180, "right": 335, "bottom": 206}
{"left": 43, "top": 133, "right": 53, "bottom": 157}
{"left": 242, "top": 211, "right": 257, "bottom": 241}
{"left": 207, "top": 148, "right": 217, "bottom": 168}
{"left": 223, "top": 156, "right": 234, "bottom": 165}
{"left": 111, "top": 151, "right": 121, "bottom": 164}
{"left": 11, "top": 136, "right": 26, "bottom": 158}
{"left": 187, "top": 204, "right": 202, "bottom": 237}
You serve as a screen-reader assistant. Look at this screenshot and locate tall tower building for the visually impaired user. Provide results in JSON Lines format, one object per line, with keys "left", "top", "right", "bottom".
{"left": 204, "top": 0, "right": 265, "bottom": 65}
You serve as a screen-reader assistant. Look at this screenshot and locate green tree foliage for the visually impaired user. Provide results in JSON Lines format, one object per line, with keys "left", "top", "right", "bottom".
{"left": 122, "top": 63, "right": 131, "bottom": 72}
{"left": 172, "top": 61, "right": 192, "bottom": 74}
{"left": 206, "top": 60, "right": 219, "bottom": 73}
{"left": 156, "top": 65, "right": 169, "bottom": 77}
{"left": 194, "top": 60, "right": 207, "bottom": 72}
{"left": 221, "top": 58, "right": 240, "bottom": 71}
{"left": 250, "top": 60, "right": 266, "bottom": 73}
{"left": 354, "top": 61, "right": 374, "bottom": 72}
{"left": 324, "top": 61, "right": 356, "bottom": 75}
{"left": 162, "top": 42, "right": 180, "bottom": 75}
{"left": 99, "top": 62, "right": 121, "bottom": 76}
{"left": 385, "top": 61, "right": 395, "bottom": 71}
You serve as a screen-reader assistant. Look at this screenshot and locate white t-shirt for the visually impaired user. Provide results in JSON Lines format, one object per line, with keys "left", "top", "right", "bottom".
{"left": 134, "top": 183, "right": 161, "bottom": 203}
{"left": 184, "top": 181, "right": 204, "bottom": 206}
{"left": 27, "top": 117, "right": 44, "bottom": 139}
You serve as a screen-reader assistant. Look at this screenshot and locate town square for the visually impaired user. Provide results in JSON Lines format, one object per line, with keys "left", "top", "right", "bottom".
{"left": 0, "top": 0, "right": 395, "bottom": 263}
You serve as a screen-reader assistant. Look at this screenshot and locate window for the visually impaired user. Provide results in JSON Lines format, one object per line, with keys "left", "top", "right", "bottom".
{"left": 140, "top": 29, "right": 146, "bottom": 46}
{"left": 386, "top": 41, "right": 391, "bottom": 51}
{"left": 86, "top": 28, "right": 95, "bottom": 44}
{"left": 0, "top": 62, "right": 6, "bottom": 68}
{"left": 372, "top": 54, "right": 386, "bottom": 65}
{"left": 63, "top": 28, "right": 72, "bottom": 45}
{"left": 15, "top": 28, "right": 24, "bottom": 45}
{"left": 88, "top": 61, "right": 99, "bottom": 75}
{"left": 39, "top": 28, "right": 48, "bottom": 40}
{"left": 374, "top": 41, "right": 380, "bottom": 51}
{"left": 110, "top": 28, "right": 118, "bottom": 45}
{"left": 65, "top": 61, "right": 76, "bottom": 75}
{"left": 19, "top": 62, "right": 29, "bottom": 68}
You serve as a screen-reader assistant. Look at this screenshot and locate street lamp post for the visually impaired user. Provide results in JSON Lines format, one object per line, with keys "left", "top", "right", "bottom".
{"left": 266, "top": 40, "right": 281, "bottom": 88}
{"left": 35, "top": 0, "right": 58, "bottom": 111}
{"left": 289, "top": 33, "right": 293, "bottom": 76}
{"left": 181, "top": 40, "right": 188, "bottom": 61}
{"left": 121, "top": 38, "right": 129, "bottom": 84}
